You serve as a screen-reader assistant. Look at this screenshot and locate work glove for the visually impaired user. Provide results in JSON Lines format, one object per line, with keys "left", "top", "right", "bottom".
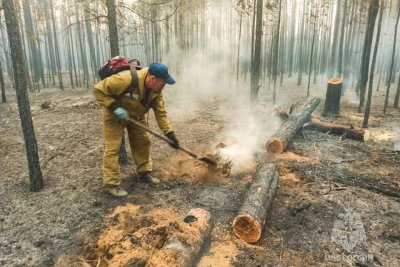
{"left": 113, "top": 107, "right": 129, "bottom": 121}
{"left": 166, "top": 132, "right": 179, "bottom": 149}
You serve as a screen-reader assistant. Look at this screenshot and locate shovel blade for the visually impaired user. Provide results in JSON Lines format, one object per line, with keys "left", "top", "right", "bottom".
{"left": 198, "top": 156, "right": 218, "bottom": 166}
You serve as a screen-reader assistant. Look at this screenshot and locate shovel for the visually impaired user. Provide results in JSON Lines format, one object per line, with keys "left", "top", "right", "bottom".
{"left": 126, "top": 117, "right": 217, "bottom": 166}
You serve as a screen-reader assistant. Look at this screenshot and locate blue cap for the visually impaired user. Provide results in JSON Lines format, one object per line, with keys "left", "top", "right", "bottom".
{"left": 148, "top": 63, "right": 176, "bottom": 85}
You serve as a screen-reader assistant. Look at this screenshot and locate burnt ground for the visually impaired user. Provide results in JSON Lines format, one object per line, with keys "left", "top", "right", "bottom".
{"left": 0, "top": 79, "right": 399, "bottom": 267}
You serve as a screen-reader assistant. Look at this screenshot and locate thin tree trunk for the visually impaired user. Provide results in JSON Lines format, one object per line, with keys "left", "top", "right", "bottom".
{"left": 297, "top": 2, "right": 306, "bottom": 86}
{"left": 358, "top": 0, "right": 379, "bottom": 113}
{"left": 107, "top": 0, "right": 129, "bottom": 165}
{"left": 272, "top": 0, "right": 282, "bottom": 104}
{"left": 250, "top": 0, "right": 263, "bottom": 101}
{"left": 393, "top": 2, "right": 400, "bottom": 108}
{"left": 337, "top": 0, "right": 348, "bottom": 76}
{"left": 363, "top": 0, "right": 381, "bottom": 128}
{"left": 0, "top": 62, "right": 6, "bottom": 103}
{"left": 3, "top": 0, "right": 44, "bottom": 192}
{"left": 383, "top": 0, "right": 400, "bottom": 114}
{"left": 236, "top": 13, "right": 243, "bottom": 85}
{"left": 49, "top": 0, "right": 63, "bottom": 89}
{"left": 307, "top": 24, "right": 316, "bottom": 97}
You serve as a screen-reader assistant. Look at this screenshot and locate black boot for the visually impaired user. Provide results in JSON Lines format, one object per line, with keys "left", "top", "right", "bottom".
{"left": 138, "top": 172, "right": 160, "bottom": 185}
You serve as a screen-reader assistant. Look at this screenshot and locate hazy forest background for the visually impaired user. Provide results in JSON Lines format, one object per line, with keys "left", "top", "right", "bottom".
{"left": 1, "top": 0, "right": 400, "bottom": 190}
{"left": 2, "top": 0, "right": 400, "bottom": 101}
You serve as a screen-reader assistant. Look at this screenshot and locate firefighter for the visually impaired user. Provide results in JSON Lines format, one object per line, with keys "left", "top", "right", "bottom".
{"left": 93, "top": 63, "right": 179, "bottom": 197}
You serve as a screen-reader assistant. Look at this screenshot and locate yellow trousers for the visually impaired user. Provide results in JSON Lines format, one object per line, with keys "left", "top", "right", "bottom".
{"left": 102, "top": 113, "right": 152, "bottom": 186}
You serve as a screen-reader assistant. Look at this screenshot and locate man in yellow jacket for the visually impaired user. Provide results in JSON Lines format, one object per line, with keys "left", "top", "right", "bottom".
{"left": 93, "top": 63, "right": 179, "bottom": 197}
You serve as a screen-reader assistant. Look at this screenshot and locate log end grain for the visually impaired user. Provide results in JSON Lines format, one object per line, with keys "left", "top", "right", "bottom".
{"left": 265, "top": 138, "right": 284, "bottom": 154}
{"left": 328, "top": 77, "right": 343, "bottom": 85}
{"left": 363, "top": 130, "right": 370, "bottom": 141}
{"left": 232, "top": 214, "right": 262, "bottom": 243}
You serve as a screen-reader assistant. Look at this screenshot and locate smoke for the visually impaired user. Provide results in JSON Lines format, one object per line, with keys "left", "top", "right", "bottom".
{"left": 215, "top": 96, "right": 280, "bottom": 174}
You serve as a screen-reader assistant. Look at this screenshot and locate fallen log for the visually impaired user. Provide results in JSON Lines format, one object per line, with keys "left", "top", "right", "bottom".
{"left": 232, "top": 163, "right": 278, "bottom": 243}
{"left": 266, "top": 97, "right": 320, "bottom": 154}
{"left": 149, "top": 208, "right": 212, "bottom": 267}
{"left": 303, "top": 118, "right": 370, "bottom": 141}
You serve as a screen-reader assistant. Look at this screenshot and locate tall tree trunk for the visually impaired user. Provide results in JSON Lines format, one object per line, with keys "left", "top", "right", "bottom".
{"left": 363, "top": 0, "right": 382, "bottom": 128}
{"left": 383, "top": 0, "right": 400, "bottom": 114}
{"left": 250, "top": 0, "right": 263, "bottom": 101}
{"left": 272, "top": 0, "right": 282, "bottom": 104}
{"left": 337, "top": 0, "right": 348, "bottom": 76}
{"left": 394, "top": 74, "right": 400, "bottom": 108}
{"left": 0, "top": 61, "right": 6, "bottom": 103}
{"left": 41, "top": 0, "right": 57, "bottom": 85}
{"left": 297, "top": 2, "right": 306, "bottom": 86}
{"left": 250, "top": 0, "right": 257, "bottom": 67}
{"left": 358, "top": 0, "right": 379, "bottom": 113}
{"left": 3, "top": 0, "right": 44, "bottom": 192}
{"left": 84, "top": 0, "right": 97, "bottom": 80}
{"left": 75, "top": 2, "right": 89, "bottom": 87}
{"left": 328, "top": 0, "right": 341, "bottom": 77}
{"left": 307, "top": 24, "right": 316, "bottom": 97}
{"left": 393, "top": 2, "right": 400, "bottom": 108}
{"left": 107, "top": 0, "right": 128, "bottom": 165}
{"left": 22, "top": 0, "right": 42, "bottom": 91}
{"left": 49, "top": 0, "right": 64, "bottom": 89}
{"left": 236, "top": 13, "right": 243, "bottom": 85}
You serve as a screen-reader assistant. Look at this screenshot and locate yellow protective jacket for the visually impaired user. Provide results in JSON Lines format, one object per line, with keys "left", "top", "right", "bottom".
{"left": 93, "top": 67, "right": 173, "bottom": 134}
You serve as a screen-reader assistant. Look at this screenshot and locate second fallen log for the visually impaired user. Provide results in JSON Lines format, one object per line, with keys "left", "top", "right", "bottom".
{"left": 303, "top": 118, "right": 370, "bottom": 141}
{"left": 232, "top": 163, "right": 278, "bottom": 243}
{"left": 266, "top": 97, "right": 321, "bottom": 154}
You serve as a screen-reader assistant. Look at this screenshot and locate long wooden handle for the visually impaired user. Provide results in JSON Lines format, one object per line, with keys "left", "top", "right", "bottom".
{"left": 126, "top": 117, "right": 200, "bottom": 159}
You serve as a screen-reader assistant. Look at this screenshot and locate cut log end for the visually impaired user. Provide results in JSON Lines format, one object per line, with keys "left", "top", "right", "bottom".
{"left": 328, "top": 77, "right": 343, "bottom": 85}
{"left": 232, "top": 214, "right": 262, "bottom": 243}
{"left": 363, "top": 130, "right": 370, "bottom": 141}
{"left": 265, "top": 139, "right": 284, "bottom": 154}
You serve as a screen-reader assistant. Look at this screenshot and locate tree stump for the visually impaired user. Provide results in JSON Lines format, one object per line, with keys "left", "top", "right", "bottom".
{"left": 266, "top": 97, "right": 320, "bottom": 154}
{"left": 232, "top": 163, "right": 278, "bottom": 243}
{"left": 322, "top": 77, "right": 342, "bottom": 117}
{"left": 149, "top": 208, "right": 212, "bottom": 267}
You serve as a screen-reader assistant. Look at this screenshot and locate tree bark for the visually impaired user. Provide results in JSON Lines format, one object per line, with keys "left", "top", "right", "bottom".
{"left": 363, "top": 0, "right": 382, "bottom": 128}
{"left": 303, "top": 118, "right": 370, "bottom": 141}
{"left": 322, "top": 77, "right": 342, "bottom": 117}
{"left": 383, "top": 0, "right": 400, "bottom": 114}
{"left": 3, "top": 0, "right": 44, "bottom": 192}
{"left": 266, "top": 97, "right": 320, "bottom": 154}
{"left": 49, "top": 0, "right": 64, "bottom": 89}
{"left": 272, "top": 0, "right": 282, "bottom": 104}
{"left": 250, "top": 0, "right": 263, "bottom": 101}
{"left": 358, "top": 0, "right": 379, "bottom": 112}
{"left": 232, "top": 163, "right": 278, "bottom": 243}
{"left": 106, "top": 0, "right": 128, "bottom": 165}
{"left": 0, "top": 61, "right": 6, "bottom": 103}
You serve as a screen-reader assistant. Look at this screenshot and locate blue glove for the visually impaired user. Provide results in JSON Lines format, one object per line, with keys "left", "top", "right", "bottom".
{"left": 113, "top": 107, "right": 129, "bottom": 120}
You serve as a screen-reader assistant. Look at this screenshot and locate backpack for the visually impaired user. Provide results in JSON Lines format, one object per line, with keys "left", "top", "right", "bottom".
{"left": 98, "top": 56, "right": 142, "bottom": 96}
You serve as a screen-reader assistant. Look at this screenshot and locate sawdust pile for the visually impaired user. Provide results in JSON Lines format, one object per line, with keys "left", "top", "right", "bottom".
{"left": 77, "top": 204, "right": 210, "bottom": 267}
{"left": 160, "top": 153, "right": 232, "bottom": 184}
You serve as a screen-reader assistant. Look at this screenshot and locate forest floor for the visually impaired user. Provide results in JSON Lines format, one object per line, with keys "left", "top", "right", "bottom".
{"left": 0, "top": 77, "right": 399, "bottom": 267}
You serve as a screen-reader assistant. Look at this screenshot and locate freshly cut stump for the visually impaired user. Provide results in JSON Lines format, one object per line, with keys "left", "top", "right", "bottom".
{"left": 322, "top": 77, "right": 343, "bottom": 117}
{"left": 149, "top": 208, "right": 212, "bottom": 267}
{"left": 232, "top": 163, "right": 278, "bottom": 243}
